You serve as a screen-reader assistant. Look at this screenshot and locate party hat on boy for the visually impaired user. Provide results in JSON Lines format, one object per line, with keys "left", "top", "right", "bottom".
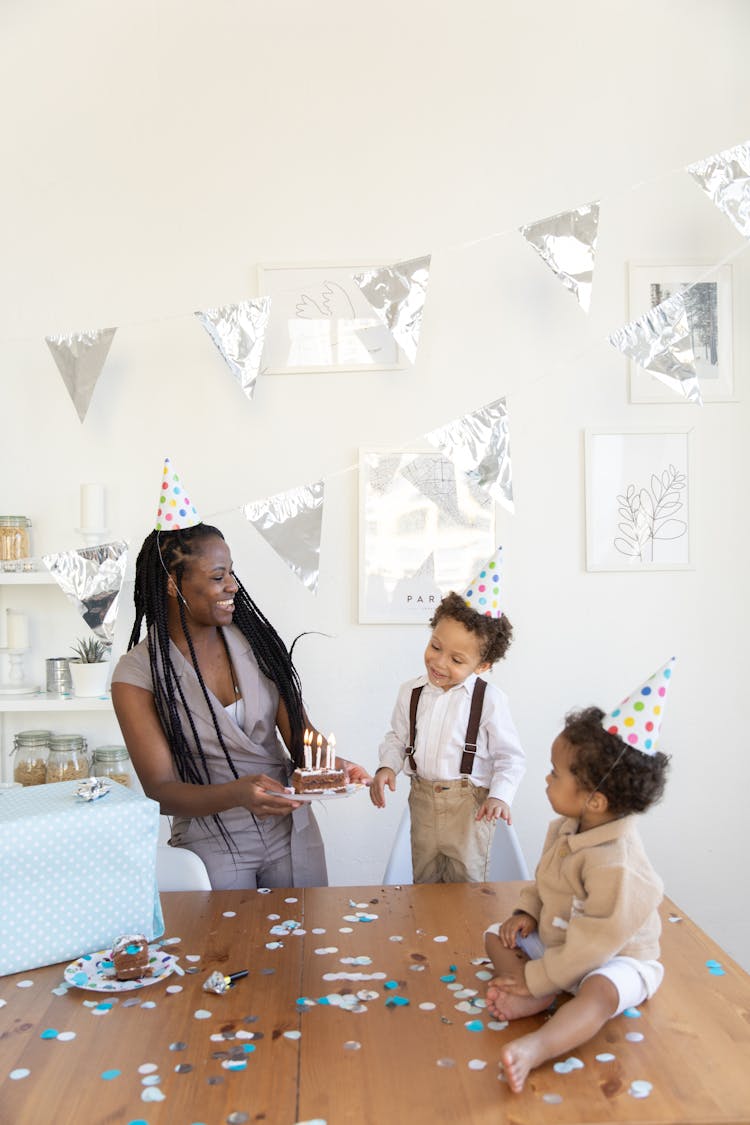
{"left": 154, "top": 457, "right": 201, "bottom": 531}
{"left": 602, "top": 657, "right": 675, "bottom": 755}
{"left": 462, "top": 547, "right": 504, "bottom": 617}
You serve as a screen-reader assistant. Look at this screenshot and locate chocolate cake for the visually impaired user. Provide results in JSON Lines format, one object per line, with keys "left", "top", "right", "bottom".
{"left": 291, "top": 766, "right": 347, "bottom": 794}
{"left": 111, "top": 934, "right": 151, "bottom": 981}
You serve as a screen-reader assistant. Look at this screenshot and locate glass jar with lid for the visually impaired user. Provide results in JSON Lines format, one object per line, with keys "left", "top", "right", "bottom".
{"left": 45, "top": 734, "right": 89, "bottom": 784}
{"left": 90, "top": 745, "right": 136, "bottom": 788}
{"left": 0, "top": 517, "right": 32, "bottom": 571}
{"left": 12, "top": 729, "right": 51, "bottom": 786}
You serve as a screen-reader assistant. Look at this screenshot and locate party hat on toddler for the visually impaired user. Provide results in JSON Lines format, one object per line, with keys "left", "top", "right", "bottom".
{"left": 462, "top": 547, "right": 504, "bottom": 617}
{"left": 154, "top": 457, "right": 201, "bottom": 531}
{"left": 602, "top": 657, "right": 675, "bottom": 756}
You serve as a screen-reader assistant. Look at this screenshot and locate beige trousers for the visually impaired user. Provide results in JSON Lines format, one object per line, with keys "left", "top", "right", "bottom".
{"left": 408, "top": 775, "right": 495, "bottom": 883}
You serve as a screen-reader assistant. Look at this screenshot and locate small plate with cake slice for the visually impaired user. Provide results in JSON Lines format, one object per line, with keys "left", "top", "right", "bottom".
{"left": 268, "top": 780, "right": 368, "bottom": 803}
{"left": 64, "top": 936, "right": 178, "bottom": 992}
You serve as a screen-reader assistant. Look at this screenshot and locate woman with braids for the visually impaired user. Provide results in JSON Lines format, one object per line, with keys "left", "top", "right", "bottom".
{"left": 111, "top": 462, "right": 368, "bottom": 888}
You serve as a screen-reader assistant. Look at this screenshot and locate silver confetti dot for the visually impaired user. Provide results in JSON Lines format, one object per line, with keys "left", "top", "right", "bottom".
{"left": 227, "top": 1113, "right": 250, "bottom": 1123}
{"left": 175, "top": 1064, "right": 193, "bottom": 1074}
{"left": 437, "top": 1057, "right": 456, "bottom": 1068}
{"left": 343, "top": 1040, "right": 361, "bottom": 1051}
{"left": 543, "top": 1093, "right": 563, "bottom": 1105}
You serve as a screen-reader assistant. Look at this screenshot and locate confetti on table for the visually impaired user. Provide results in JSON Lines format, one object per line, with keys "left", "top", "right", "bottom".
{"left": 542, "top": 1093, "right": 563, "bottom": 1104}
{"left": 464, "top": 1020, "right": 483, "bottom": 1032}
{"left": 285, "top": 897, "right": 298, "bottom": 903}
{"left": 185, "top": 955, "right": 202, "bottom": 962}
{"left": 553, "top": 1057, "right": 584, "bottom": 1073}
{"left": 9, "top": 1069, "right": 30, "bottom": 1080}
{"left": 16, "top": 980, "right": 34, "bottom": 989}
{"left": 436, "top": 1058, "right": 456, "bottom": 1068}
{"left": 625, "top": 1031, "right": 644, "bottom": 1043}
{"left": 341, "top": 955, "right": 372, "bottom": 965}
{"left": 138, "top": 1063, "right": 158, "bottom": 1074}
{"left": 257, "top": 887, "right": 272, "bottom": 894}
{"left": 440, "top": 974, "right": 456, "bottom": 983}
{"left": 141, "top": 1086, "right": 166, "bottom": 1101}
{"left": 622, "top": 1007, "right": 641, "bottom": 1018}
{"left": 468, "top": 1059, "right": 487, "bottom": 1070}
{"left": 356, "top": 990, "right": 380, "bottom": 1001}
{"left": 141, "top": 1074, "right": 162, "bottom": 1086}
{"left": 174, "top": 1063, "right": 193, "bottom": 1074}
{"left": 668, "top": 914, "right": 683, "bottom": 923}
{"left": 312, "top": 928, "right": 326, "bottom": 934}
{"left": 628, "top": 1080, "right": 653, "bottom": 1099}
{"left": 596, "top": 1053, "right": 616, "bottom": 1062}
{"left": 447, "top": 983, "right": 463, "bottom": 992}
{"left": 339, "top": 927, "right": 354, "bottom": 934}
{"left": 433, "top": 936, "right": 448, "bottom": 943}
{"left": 706, "top": 960, "right": 725, "bottom": 975}
{"left": 475, "top": 970, "right": 493, "bottom": 981}
{"left": 314, "top": 947, "right": 339, "bottom": 955}
{"left": 487, "top": 1020, "right": 508, "bottom": 1031}
{"left": 166, "top": 985, "right": 183, "bottom": 994}
{"left": 160, "top": 936, "right": 181, "bottom": 945}
{"left": 40, "top": 1028, "right": 59, "bottom": 1039}
{"left": 455, "top": 988, "right": 478, "bottom": 999}
{"left": 222, "top": 911, "right": 237, "bottom": 918}
{"left": 343, "top": 1041, "right": 361, "bottom": 1051}
{"left": 101, "top": 1069, "right": 121, "bottom": 1081}
{"left": 57, "top": 1031, "right": 76, "bottom": 1042}
{"left": 385, "top": 996, "right": 410, "bottom": 1008}
{"left": 409, "top": 964, "right": 426, "bottom": 972}
{"left": 284, "top": 1030, "right": 301, "bottom": 1040}
{"left": 265, "top": 942, "right": 284, "bottom": 950}
{"left": 389, "top": 935, "right": 404, "bottom": 942}
{"left": 419, "top": 1002, "right": 437, "bottom": 1011}
{"left": 140, "top": 1001, "right": 157, "bottom": 1010}
{"left": 222, "top": 1059, "right": 246, "bottom": 1071}
{"left": 194, "top": 1009, "right": 212, "bottom": 1019}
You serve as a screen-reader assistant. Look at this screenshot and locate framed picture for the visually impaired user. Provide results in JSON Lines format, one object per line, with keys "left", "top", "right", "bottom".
{"left": 359, "top": 448, "right": 495, "bottom": 624}
{"left": 628, "top": 262, "right": 735, "bottom": 403}
{"left": 584, "top": 429, "right": 694, "bottom": 572}
{"left": 257, "top": 263, "right": 404, "bottom": 373}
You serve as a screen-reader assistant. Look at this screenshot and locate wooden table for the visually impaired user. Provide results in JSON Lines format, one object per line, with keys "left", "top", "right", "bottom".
{"left": 1, "top": 882, "right": 749, "bottom": 1124}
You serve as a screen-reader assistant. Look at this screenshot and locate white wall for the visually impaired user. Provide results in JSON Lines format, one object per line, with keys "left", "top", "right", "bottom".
{"left": 2, "top": 0, "right": 748, "bottom": 969}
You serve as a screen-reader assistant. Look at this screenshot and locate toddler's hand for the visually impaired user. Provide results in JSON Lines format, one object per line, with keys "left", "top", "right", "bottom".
{"left": 340, "top": 759, "right": 371, "bottom": 785}
{"left": 499, "top": 911, "right": 537, "bottom": 949}
{"left": 476, "top": 797, "right": 511, "bottom": 824}
{"left": 369, "top": 767, "right": 396, "bottom": 808}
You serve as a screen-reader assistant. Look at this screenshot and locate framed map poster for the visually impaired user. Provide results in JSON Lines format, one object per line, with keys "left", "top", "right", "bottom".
{"left": 359, "top": 448, "right": 495, "bottom": 623}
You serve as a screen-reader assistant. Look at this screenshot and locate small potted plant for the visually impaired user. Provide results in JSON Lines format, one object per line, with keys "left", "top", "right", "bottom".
{"left": 69, "top": 635, "right": 110, "bottom": 698}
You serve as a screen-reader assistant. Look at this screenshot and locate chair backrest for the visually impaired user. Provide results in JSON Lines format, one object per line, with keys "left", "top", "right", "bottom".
{"left": 156, "top": 845, "right": 212, "bottom": 891}
{"left": 382, "top": 805, "right": 529, "bottom": 884}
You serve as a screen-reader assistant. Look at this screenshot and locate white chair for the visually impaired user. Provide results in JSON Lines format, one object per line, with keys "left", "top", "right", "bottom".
{"left": 382, "top": 805, "right": 530, "bottom": 884}
{"left": 156, "top": 845, "right": 212, "bottom": 891}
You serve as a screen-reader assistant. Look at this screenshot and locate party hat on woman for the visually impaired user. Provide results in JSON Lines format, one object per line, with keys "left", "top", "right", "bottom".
{"left": 462, "top": 547, "right": 504, "bottom": 617}
{"left": 602, "top": 657, "right": 675, "bottom": 755}
{"left": 154, "top": 457, "right": 201, "bottom": 531}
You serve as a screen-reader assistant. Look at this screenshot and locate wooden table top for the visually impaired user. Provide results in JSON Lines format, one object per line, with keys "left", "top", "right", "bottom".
{"left": 1, "top": 882, "right": 749, "bottom": 1124}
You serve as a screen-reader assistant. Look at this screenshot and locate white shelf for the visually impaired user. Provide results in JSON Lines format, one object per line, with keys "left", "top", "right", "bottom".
{"left": 0, "top": 571, "right": 55, "bottom": 585}
{"left": 0, "top": 693, "right": 112, "bottom": 712}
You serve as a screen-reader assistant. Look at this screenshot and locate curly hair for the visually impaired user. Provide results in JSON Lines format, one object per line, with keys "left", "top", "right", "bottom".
{"left": 430, "top": 591, "right": 513, "bottom": 665}
{"left": 563, "top": 706, "right": 670, "bottom": 816}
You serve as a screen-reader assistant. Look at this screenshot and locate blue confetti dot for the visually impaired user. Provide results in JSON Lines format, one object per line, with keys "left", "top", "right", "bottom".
{"left": 40, "top": 1029, "right": 59, "bottom": 1040}
{"left": 465, "top": 1020, "right": 483, "bottom": 1032}
{"left": 242, "top": 1044, "right": 256, "bottom": 1053}
{"left": 385, "top": 980, "right": 398, "bottom": 990}
{"left": 101, "top": 1069, "right": 121, "bottom": 1081}
{"left": 440, "top": 974, "right": 456, "bottom": 983}
{"left": 622, "top": 1007, "right": 641, "bottom": 1018}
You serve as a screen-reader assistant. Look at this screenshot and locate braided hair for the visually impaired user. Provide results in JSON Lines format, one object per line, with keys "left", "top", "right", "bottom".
{"left": 127, "top": 525, "right": 307, "bottom": 839}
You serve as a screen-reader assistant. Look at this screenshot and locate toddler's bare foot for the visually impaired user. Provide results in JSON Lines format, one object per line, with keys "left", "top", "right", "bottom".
{"left": 485, "top": 979, "right": 556, "bottom": 1022}
{"left": 500, "top": 1033, "right": 547, "bottom": 1093}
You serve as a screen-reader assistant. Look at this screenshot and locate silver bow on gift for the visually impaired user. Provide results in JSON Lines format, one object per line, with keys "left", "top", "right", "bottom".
{"left": 195, "top": 297, "right": 271, "bottom": 400}
{"left": 687, "top": 140, "right": 750, "bottom": 238}
{"left": 425, "top": 397, "right": 514, "bottom": 512}
{"left": 608, "top": 291, "right": 701, "bottom": 404}
{"left": 42, "top": 540, "right": 129, "bottom": 648}
{"left": 519, "top": 202, "right": 599, "bottom": 313}
{"left": 45, "top": 327, "right": 117, "bottom": 422}
{"left": 353, "top": 255, "right": 431, "bottom": 364}
{"left": 75, "top": 778, "right": 111, "bottom": 801}
{"left": 243, "top": 482, "right": 324, "bottom": 594}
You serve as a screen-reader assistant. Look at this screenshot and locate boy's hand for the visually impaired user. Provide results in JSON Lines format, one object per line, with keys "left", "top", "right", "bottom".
{"left": 499, "top": 911, "right": 537, "bottom": 948}
{"left": 369, "top": 767, "right": 396, "bottom": 808}
{"left": 339, "top": 759, "right": 371, "bottom": 785}
{"left": 476, "top": 797, "right": 511, "bottom": 824}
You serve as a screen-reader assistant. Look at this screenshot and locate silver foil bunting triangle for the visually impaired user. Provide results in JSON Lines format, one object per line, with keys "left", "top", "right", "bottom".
{"left": 687, "top": 140, "right": 750, "bottom": 238}
{"left": 42, "top": 540, "right": 128, "bottom": 648}
{"left": 195, "top": 297, "right": 271, "bottom": 400}
{"left": 353, "top": 255, "right": 431, "bottom": 364}
{"left": 243, "top": 482, "right": 324, "bottom": 594}
{"left": 425, "top": 397, "right": 514, "bottom": 513}
{"left": 45, "top": 327, "right": 117, "bottom": 422}
{"left": 519, "top": 202, "right": 599, "bottom": 313}
{"left": 608, "top": 291, "right": 702, "bottom": 404}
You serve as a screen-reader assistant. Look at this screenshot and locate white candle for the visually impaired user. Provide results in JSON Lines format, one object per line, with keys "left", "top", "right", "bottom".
{"left": 315, "top": 733, "right": 322, "bottom": 770}
{"left": 303, "top": 729, "right": 312, "bottom": 770}
{"left": 327, "top": 733, "right": 336, "bottom": 770}
{"left": 80, "top": 483, "right": 105, "bottom": 531}
{"left": 6, "top": 610, "right": 29, "bottom": 651}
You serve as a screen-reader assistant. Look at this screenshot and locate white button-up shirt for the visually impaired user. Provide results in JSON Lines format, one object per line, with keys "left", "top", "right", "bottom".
{"left": 377, "top": 672, "right": 525, "bottom": 804}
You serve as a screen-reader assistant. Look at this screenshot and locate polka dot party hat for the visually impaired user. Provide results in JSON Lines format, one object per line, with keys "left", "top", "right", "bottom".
{"left": 154, "top": 457, "right": 201, "bottom": 531}
{"left": 602, "top": 658, "right": 675, "bottom": 756}
{"left": 462, "top": 547, "right": 504, "bottom": 617}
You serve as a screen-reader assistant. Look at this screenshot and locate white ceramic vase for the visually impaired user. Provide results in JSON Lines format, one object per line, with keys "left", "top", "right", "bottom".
{"left": 69, "top": 660, "right": 110, "bottom": 698}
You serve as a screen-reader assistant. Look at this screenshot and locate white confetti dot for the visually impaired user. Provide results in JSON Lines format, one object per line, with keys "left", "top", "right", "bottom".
{"left": 235, "top": 1030, "right": 255, "bottom": 1039}
{"left": 312, "top": 928, "right": 326, "bottom": 934}
{"left": 0, "top": 999, "right": 6, "bottom": 1007}
{"left": 285, "top": 897, "right": 298, "bottom": 903}
{"left": 141, "top": 1087, "right": 166, "bottom": 1102}
{"left": 222, "top": 911, "right": 237, "bottom": 918}
{"left": 389, "top": 935, "right": 404, "bottom": 942}
{"left": 436, "top": 1057, "right": 455, "bottom": 1068}
{"left": 339, "top": 927, "right": 353, "bottom": 934}
{"left": 57, "top": 1032, "right": 76, "bottom": 1042}
{"left": 161, "top": 936, "right": 181, "bottom": 945}
{"left": 138, "top": 1063, "right": 158, "bottom": 1074}
{"left": 487, "top": 1020, "right": 508, "bottom": 1031}
{"left": 596, "top": 1053, "right": 616, "bottom": 1063}
{"left": 419, "top": 1002, "right": 436, "bottom": 1011}
{"left": 475, "top": 970, "right": 493, "bottom": 981}
{"left": 283, "top": 1030, "right": 301, "bottom": 1040}
{"left": 343, "top": 1041, "right": 361, "bottom": 1051}
{"left": 140, "top": 1001, "right": 157, "bottom": 1009}
{"left": 194, "top": 1009, "right": 212, "bottom": 1020}
{"left": 433, "top": 936, "right": 448, "bottom": 943}
{"left": 543, "top": 1093, "right": 563, "bottom": 1105}
{"left": 166, "top": 985, "right": 183, "bottom": 994}
{"left": 629, "top": 1080, "right": 653, "bottom": 1099}
{"left": 268, "top": 914, "right": 281, "bottom": 921}
{"left": 16, "top": 980, "right": 34, "bottom": 989}
{"left": 257, "top": 887, "right": 271, "bottom": 894}
{"left": 468, "top": 1059, "right": 487, "bottom": 1071}
{"left": 142, "top": 1075, "right": 162, "bottom": 1086}
{"left": 185, "top": 954, "right": 201, "bottom": 962}
{"left": 10, "top": 1069, "right": 30, "bottom": 1080}
{"left": 625, "top": 1031, "right": 644, "bottom": 1043}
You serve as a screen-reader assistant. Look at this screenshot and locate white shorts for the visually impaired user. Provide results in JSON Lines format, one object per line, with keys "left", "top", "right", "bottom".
{"left": 484, "top": 923, "right": 663, "bottom": 1016}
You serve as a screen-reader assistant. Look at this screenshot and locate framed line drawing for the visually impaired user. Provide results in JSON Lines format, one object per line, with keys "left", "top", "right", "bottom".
{"left": 359, "top": 448, "right": 495, "bottom": 624}
{"left": 585, "top": 429, "right": 694, "bottom": 572}
{"left": 257, "top": 263, "right": 405, "bottom": 373}
{"left": 628, "top": 262, "right": 735, "bottom": 403}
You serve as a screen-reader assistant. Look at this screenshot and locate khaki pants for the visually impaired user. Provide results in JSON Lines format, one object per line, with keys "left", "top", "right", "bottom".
{"left": 408, "top": 776, "right": 495, "bottom": 883}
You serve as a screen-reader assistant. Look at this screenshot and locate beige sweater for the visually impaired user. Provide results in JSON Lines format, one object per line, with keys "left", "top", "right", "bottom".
{"left": 518, "top": 815, "right": 663, "bottom": 997}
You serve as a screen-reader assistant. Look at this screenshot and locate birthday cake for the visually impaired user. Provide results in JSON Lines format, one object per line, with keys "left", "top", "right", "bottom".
{"left": 291, "top": 766, "right": 347, "bottom": 794}
{"left": 111, "top": 934, "right": 151, "bottom": 981}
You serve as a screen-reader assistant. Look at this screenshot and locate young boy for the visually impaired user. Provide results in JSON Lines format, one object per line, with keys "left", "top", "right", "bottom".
{"left": 484, "top": 659, "right": 673, "bottom": 1093}
{"left": 370, "top": 549, "right": 525, "bottom": 883}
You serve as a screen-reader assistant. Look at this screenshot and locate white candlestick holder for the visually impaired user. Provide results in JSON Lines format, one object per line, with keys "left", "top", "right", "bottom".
{"left": 75, "top": 527, "right": 110, "bottom": 548}
{"left": 0, "top": 647, "right": 38, "bottom": 695}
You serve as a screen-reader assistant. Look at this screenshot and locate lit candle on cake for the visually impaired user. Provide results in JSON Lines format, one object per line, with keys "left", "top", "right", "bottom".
{"left": 315, "top": 733, "right": 322, "bottom": 770}
{"left": 303, "top": 729, "right": 312, "bottom": 770}
{"left": 6, "top": 610, "right": 29, "bottom": 651}
{"left": 327, "top": 733, "right": 336, "bottom": 770}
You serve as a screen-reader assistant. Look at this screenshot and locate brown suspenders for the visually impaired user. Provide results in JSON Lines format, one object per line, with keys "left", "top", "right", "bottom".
{"left": 405, "top": 678, "right": 487, "bottom": 777}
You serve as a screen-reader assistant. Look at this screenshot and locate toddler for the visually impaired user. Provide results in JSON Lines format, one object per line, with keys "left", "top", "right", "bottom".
{"left": 370, "top": 549, "right": 525, "bottom": 883}
{"left": 484, "top": 659, "right": 673, "bottom": 1092}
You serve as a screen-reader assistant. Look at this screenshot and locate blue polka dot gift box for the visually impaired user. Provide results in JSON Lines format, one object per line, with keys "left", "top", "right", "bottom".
{"left": 0, "top": 780, "right": 164, "bottom": 977}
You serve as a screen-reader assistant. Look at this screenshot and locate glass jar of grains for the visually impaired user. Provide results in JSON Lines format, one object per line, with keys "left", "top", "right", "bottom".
{"left": 12, "top": 730, "right": 51, "bottom": 786}
{"left": 90, "top": 745, "right": 136, "bottom": 787}
{"left": 45, "top": 734, "right": 89, "bottom": 784}
{"left": 0, "top": 516, "right": 32, "bottom": 571}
